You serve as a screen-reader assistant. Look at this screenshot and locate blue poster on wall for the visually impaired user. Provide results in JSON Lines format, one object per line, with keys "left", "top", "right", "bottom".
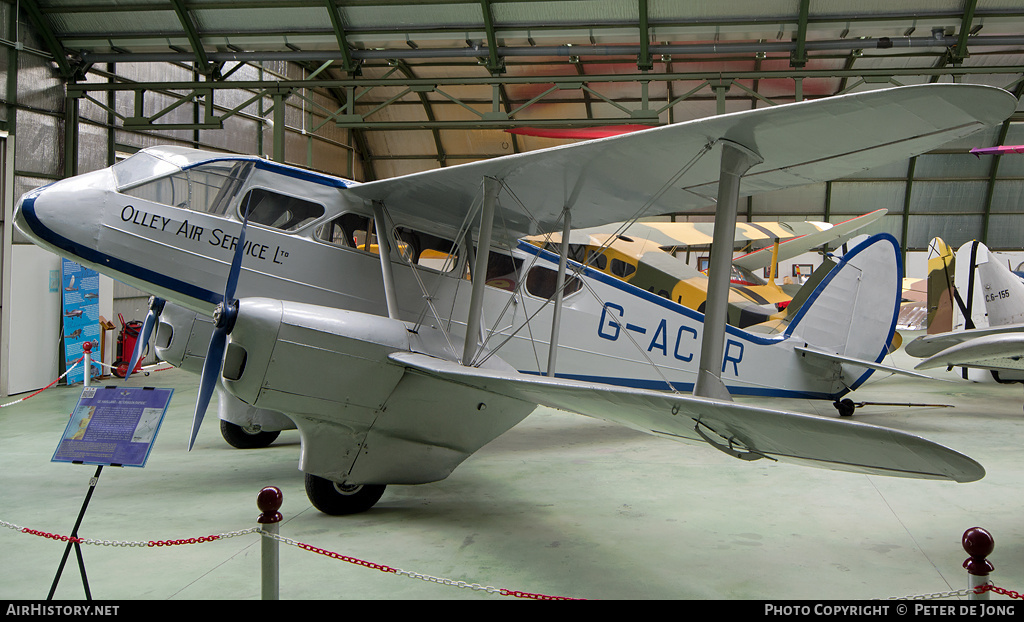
{"left": 61, "top": 258, "right": 101, "bottom": 384}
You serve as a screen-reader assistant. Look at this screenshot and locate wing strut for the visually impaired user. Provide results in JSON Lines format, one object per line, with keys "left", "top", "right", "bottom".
{"left": 694, "top": 140, "right": 763, "bottom": 401}
{"left": 463, "top": 177, "right": 500, "bottom": 366}
{"left": 546, "top": 206, "right": 572, "bottom": 377}
{"left": 372, "top": 201, "right": 399, "bottom": 320}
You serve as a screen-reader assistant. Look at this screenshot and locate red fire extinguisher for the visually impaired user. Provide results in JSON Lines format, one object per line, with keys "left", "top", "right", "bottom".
{"left": 112, "top": 313, "right": 144, "bottom": 378}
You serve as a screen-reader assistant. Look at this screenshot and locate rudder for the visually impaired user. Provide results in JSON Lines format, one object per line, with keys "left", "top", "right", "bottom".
{"left": 785, "top": 234, "right": 902, "bottom": 369}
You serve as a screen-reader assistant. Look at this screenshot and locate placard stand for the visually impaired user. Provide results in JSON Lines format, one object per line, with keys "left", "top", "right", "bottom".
{"left": 48, "top": 465, "right": 104, "bottom": 600}
{"left": 46, "top": 385, "right": 174, "bottom": 600}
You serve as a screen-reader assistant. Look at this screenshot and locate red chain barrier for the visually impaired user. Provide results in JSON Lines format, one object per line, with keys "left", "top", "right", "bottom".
{"left": 19, "top": 526, "right": 224, "bottom": 547}
{"left": 5, "top": 520, "right": 582, "bottom": 600}
{"left": 281, "top": 534, "right": 582, "bottom": 599}
{"left": 0, "top": 356, "right": 84, "bottom": 409}
{"left": 977, "top": 584, "right": 1024, "bottom": 599}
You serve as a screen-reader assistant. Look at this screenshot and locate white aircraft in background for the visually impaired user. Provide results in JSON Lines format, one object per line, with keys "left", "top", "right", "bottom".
{"left": 14, "top": 84, "right": 1015, "bottom": 514}
{"left": 907, "top": 239, "right": 1024, "bottom": 387}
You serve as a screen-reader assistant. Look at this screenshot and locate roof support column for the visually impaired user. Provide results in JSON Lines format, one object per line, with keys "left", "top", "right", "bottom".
{"left": 271, "top": 92, "right": 286, "bottom": 163}
{"left": 694, "top": 140, "right": 762, "bottom": 400}
{"left": 64, "top": 88, "right": 79, "bottom": 178}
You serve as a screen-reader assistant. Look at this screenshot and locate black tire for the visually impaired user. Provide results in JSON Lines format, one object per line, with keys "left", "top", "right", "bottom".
{"left": 220, "top": 420, "right": 281, "bottom": 449}
{"left": 304, "top": 473, "right": 386, "bottom": 515}
{"left": 834, "top": 398, "right": 856, "bottom": 417}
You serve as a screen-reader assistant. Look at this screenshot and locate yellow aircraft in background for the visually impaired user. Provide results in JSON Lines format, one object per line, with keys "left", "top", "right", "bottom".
{"left": 526, "top": 209, "right": 887, "bottom": 329}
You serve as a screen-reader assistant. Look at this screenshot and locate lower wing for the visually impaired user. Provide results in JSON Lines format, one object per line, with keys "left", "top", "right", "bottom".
{"left": 389, "top": 352, "right": 983, "bottom": 483}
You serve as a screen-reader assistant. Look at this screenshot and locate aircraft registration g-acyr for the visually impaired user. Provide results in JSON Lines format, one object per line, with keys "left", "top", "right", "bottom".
{"left": 14, "top": 84, "right": 1016, "bottom": 514}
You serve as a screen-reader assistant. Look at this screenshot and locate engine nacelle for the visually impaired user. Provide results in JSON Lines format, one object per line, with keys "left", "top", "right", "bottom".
{"left": 154, "top": 302, "right": 214, "bottom": 375}
{"left": 222, "top": 298, "right": 411, "bottom": 415}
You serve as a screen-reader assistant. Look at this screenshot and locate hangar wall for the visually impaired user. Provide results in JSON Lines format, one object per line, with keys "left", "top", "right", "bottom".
{"left": 0, "top": 4, "right": 356, "bottom": 394}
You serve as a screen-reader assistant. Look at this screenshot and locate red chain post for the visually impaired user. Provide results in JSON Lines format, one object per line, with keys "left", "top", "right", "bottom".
{"left": 257, "top": 486, "right": 283, "bottom": 600}
{"left": 963, "top": 526, "right": 995, "bottom": 600}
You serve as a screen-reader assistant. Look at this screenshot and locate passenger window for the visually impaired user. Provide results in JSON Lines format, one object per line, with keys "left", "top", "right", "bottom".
{"left": 484, "top": 252, "right": 524, "bottom": 292}
{"left": 611, "top": 258, "right": 636, "bottom": 278}
{"left": 240, "top": 188, "right": 324, "bottom": 231}
{"left": 315, "top": 213, "right": 374, "bottom": 250}
{"left": 525, "top": 266, "right": 582, "bottom": 299}
{"left": 587, "top": 249, "right": 608, "bottom": 271}
{"left": 394, "top": 227, "right": 460, "bottom": 273}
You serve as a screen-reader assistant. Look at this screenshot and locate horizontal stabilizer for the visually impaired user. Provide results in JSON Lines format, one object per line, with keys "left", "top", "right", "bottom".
{"left": 905, "top": 323, "right": 1024, "bottom": 358}
{"left": 914, "top": 333, "right": 1024, "bottom": 372}
{"left": 389, "top": 352, "right": 984, "bottom": 483}
{"left": 794, "top": 345, "right": 943, "bottom": 381}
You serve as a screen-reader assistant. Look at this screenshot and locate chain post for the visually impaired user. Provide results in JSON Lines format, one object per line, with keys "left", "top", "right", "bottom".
{"left": 257, "top": 486, "right": 283, "bottom": 600}
{"left": 963, "top": 526, "right": 995, "bottom": 600}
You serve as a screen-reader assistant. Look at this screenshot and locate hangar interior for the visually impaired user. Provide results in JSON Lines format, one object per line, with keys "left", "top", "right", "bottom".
{"left": 2, "top": 0, "right": 1024, "bottom": 601}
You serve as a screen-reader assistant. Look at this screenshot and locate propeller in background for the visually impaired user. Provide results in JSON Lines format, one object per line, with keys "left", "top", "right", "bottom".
{"left": 189, "top": 199, "right": 252, "bottom": 450}
{"left": 123, "top": 296, "right": 165, "bottom": 380}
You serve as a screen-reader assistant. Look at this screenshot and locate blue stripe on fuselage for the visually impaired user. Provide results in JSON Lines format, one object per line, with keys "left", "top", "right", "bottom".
{"left": 18, "top": 192, "right": 222, "bottom": 306}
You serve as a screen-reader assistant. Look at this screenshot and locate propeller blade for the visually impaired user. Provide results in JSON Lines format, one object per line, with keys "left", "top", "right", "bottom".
{"left": 189, "top": 199, "right": 251, "bottom": 451}
{"left": 222, "top": 201, "right": 251, "bottom": 304}
{"left": 125, "top": 297, "right": 164, "bottom": 380}
{"left": 190, "top": 327, "right": 227, "bottom": 451}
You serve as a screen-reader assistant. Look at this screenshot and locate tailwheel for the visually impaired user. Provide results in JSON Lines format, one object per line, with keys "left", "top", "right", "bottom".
{"left": 220, "top": 420, "right": 281, "bottom": 449}
{"left": 305, "top": 473, "right": 386, "bottom": 515}
{"left": 834, "top": 398, "right": 856, "bottom": 417}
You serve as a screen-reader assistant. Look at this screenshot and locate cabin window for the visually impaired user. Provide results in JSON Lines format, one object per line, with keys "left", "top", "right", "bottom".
{"left": 525, "top": 265, "right": 582, "bottom": 299}
{"left": 393, "top": 227, "right": 460, "bottom": 273}
{"left": 113, "top": 151, "right": 180, "bottom": 190}
{"left": 610, "top": 258, "right": 636, "bottom": 278}
{"left": 483, "top": 252, "right": 524, "bottom": 292}
{"left": 586, "top": 249, "right": 608, "bottom": 271}
{"left": 239, "top": 188, "right": 324, "bottom": 231}
{"left": 120, "top": 161, "right": 252, "bottom": 216}
{"left": 315, "top": 213, "right": 375, "bottom": 250}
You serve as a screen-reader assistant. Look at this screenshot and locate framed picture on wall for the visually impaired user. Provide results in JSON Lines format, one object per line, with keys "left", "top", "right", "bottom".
{"left": 792, "top": 264, "right": 814, "bottom": 278}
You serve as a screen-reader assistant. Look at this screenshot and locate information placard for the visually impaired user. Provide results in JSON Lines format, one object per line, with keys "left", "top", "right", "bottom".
{"left": 52, "top": 386, "right": 174, "bottom": 468}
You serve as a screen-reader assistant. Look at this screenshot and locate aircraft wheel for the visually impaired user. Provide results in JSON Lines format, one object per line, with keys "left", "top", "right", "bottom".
{"left": 834, "top": 398, "right": 856, "bottom": 417}
{"left": 305, "top": 473, "right": 386, "bottom": 515}
{"left": 220, "top": 420, "right": 281, "bottom": 449}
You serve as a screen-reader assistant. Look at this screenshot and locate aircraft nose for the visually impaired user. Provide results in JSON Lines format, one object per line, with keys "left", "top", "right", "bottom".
{"left": 14, "top": 169, "right": 112, "bottom": 257}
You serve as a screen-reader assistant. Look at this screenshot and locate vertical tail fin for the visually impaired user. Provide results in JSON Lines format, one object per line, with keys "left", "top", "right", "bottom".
{"left": 785, "top": 234, "right": 902, "bottom": 381}
{"left": 926, "top": 237, "right": 957, "bottom": 334}
{"left": 975, "top": 242, "right": 1024, "bottom": 326}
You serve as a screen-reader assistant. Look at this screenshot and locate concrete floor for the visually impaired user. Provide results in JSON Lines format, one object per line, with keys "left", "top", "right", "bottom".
{"left": 1, "top": 337, "right": 1023, "bottom": 601}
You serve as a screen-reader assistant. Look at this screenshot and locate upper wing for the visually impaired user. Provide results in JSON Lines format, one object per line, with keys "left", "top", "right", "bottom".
{"left": 346, "top": 84, "right": 1015, "bottom": 247}
{"left": 389, "top": 352, "right": 984, "bottom": 483}
{"left": 732, "top": 209, "right": 888, "bottom": 270}
{"left": 913, "top": 333, "right": 1024, "bottom": 373}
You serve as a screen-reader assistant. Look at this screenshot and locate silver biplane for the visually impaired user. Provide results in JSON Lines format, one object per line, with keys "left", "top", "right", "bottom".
{"left": 14, "top": 84, "right": 1015, "bottom": 514}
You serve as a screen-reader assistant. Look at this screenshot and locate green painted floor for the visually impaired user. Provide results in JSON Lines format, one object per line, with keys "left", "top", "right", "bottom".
{"left": 1, "top": 340, "right": 1022, "bottom": 601}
